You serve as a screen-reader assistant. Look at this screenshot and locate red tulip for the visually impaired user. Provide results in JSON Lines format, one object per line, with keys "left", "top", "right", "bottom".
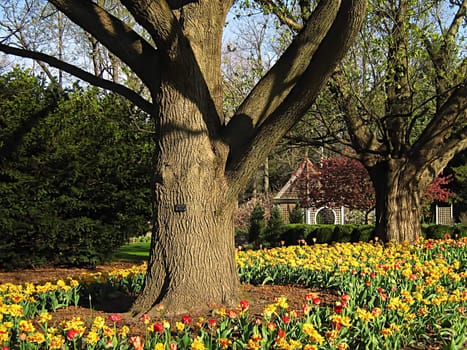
{"left": 109, "top": 313, "right": 122, "bottom": 323}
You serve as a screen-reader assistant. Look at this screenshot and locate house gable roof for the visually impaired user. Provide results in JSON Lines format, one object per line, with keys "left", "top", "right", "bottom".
{"left": 274, "top": 157, "right": 317, "bottom": 201}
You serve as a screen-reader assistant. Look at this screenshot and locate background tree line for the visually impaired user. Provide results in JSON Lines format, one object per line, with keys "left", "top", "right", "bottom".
{"left": 226, "top": 0, "right": 466, "bottom": 234}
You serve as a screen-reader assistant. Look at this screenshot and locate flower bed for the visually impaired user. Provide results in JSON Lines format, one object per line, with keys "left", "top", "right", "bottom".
{"left": 0, "top": 237, "right": 466, "bottom": 349}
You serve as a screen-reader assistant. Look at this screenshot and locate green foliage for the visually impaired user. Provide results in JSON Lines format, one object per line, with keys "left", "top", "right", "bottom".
{"left": 351, "top": 224, "right": 375, "bottom": 242}
{"left": 235, "top": 227, "right": 249, "bottom": 247}
{"left": 423, "top": 224, "right": 465, "bottom": 240}
{"left": 288, "top": 204, "right": 304, "bottom": 224}
{"left": 332, "top": 224, "right": 358, "bottom": 243}
{"left": 112, "top": 241, "right": 150, "bottom": 263}
{"left": 278, "top": 224, "right": 377, "bottom": 245}
{"left": 264, "top": 206, "right": 284, "bottom": 244}
{"left": 455, "top": 225, "right": 467, "bottom": 238}
{"left": 280, "top": 224, "right": 313, "bottom": 246}
{"left": 258, "top": 223, "right": 467, "bottom": 246}
{"left": 313, "top": 225, "right": 335, "bottom": 243}
{"left": 248, "top": 203, "right": 266, "bottom": 244}
{"left": 0, "top": 69, "right": 153, "bottom": 269}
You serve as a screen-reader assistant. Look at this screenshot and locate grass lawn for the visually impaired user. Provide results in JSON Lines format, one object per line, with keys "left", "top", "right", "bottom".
{"left": 112, "top": 241, "right": 150, "bottom": 263}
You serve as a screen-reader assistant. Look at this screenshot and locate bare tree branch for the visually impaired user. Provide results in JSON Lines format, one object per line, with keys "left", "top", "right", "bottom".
{"left": 0, "top": 43, "right": 153, "bottom": 114}
{"left": 48, "top": 0, "right": 160, "bottom": 91}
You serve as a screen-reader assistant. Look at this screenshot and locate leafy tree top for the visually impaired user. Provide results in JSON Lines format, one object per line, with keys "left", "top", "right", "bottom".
{"left": 293, "top": 156, "right": 375, "bottom": 211}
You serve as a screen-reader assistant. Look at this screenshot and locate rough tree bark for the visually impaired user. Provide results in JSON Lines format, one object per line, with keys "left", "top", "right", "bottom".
{"left": 368, "top": 159, "right": 423, "bottom": 242}
{"left": 0, "top": 0, "right": 367, "bottom": 315}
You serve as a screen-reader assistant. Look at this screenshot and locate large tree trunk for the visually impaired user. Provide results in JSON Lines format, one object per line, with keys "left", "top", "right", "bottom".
{"left": 131, "top": 184, "right": 240, "bottom": 316}
{"left": 130, "top": 64, "right": 240, "bottom": 316}
{"left": 126, "top": 2, "right": 241, "bottom": 317}
{"left": 369, "top": 159, "right": 423, "bottom": 243}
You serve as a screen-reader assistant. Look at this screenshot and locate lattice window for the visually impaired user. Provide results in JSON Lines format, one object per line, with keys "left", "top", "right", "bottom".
{"left": 436, "top": 205, "right": 453, "bottom": 224}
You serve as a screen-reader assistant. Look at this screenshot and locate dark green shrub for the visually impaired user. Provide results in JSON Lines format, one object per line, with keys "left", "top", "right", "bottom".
{"left": 424, "top": 225, "right": 456, "bottom": 239}
{"left": 0, "top": 71, "right": 152, "bottom": 269}
{"left": 421, "top": 224, "right": 430, "bottom": 239}
{"left": 453, "top": 224, "right": 467, "bottom": 238}
{"left": 351, "top": 225, "right": 375, "bottom": 242}
{"left": 280, "top": 224, "right": 313, "bottom": 245}
{"left": 264, "top": 206, "right": 285, "bottom": 245}
{"left": 303, "top": 225, "right": 329, "bottom": 244}
{"left": 248, "top": 203, "right": 266, "bottom": 244}
{"left": 314, "top": 225, "right": 335, "bottom": 243}
{"left": 289, "top": 204, "right": 304, "bottom": 224}
{"left": 235, "top": 227, "right": 249, "bottom": 247}
{"left": 0, "top": 212, "right": 126, "bottom": 270}
{"left": 332, "top": 225, "right": 357, "bottom": 242}
{"left": 305, "top": 226, "right": 320, "bottom": 244}
{"left": 422, "top": 224, "right": 467, "bottom": 239}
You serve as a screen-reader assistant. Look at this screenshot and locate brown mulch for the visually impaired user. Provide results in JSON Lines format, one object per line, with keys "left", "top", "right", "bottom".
{"left": 0, "top": 263, "right": 338, "bottom": 333}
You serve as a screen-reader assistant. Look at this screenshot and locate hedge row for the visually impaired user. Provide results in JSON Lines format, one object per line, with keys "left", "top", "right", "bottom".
{"left": 278, "top": 224, "right": 373, "bottom": 246}
{"left": 421, "top": 224, "right": 467, "bottom": 240}
{"left": 275, "top": 224, "right": 467, "bottom": 246}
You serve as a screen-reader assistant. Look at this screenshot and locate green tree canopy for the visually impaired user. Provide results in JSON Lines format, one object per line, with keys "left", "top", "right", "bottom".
{"left": 0, "top": 68, "right": 152, "bottom": 269}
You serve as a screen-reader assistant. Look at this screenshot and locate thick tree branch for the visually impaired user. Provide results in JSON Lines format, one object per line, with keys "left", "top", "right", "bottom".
{"left": 384, "top": 0, "right": 411, "bottom": 155}
{"left": 329, "top": 70, "right": 384, "bottom": 155}
{"left": 446, "top": 0, "right": 467, "bottom": 45}
{"left": 48, "top": 0, "right": 160, "bottom": 91}
{"left": 224, "top": 0, "right": 341, "bottom": 156}
{"left": 238, "top": 0, "right": 339, "bottom": 124}
{"left": 225, "top": 0, "right": 367, "bottom": 197}
{"left": 167, "top": 0, "right": 198, "bottom": 10}
{"left": 418, "top": 126, "right": 467, "bottom": 181}
{"left": 121, "top": 0, "right": 229, "bottom": 137}
{"left": 0, "top": 43, "right": 153, "bottom": 114}
{"left": 120, "top": 0, "right": 181, "bottom": 59}
{"left": 412, "top": 79, "right": 467, "bottom": 168}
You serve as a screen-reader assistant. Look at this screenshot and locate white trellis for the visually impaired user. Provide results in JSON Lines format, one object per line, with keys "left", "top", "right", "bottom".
{"left": 435, "top": 204, "right": 453, "bottom": 224}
